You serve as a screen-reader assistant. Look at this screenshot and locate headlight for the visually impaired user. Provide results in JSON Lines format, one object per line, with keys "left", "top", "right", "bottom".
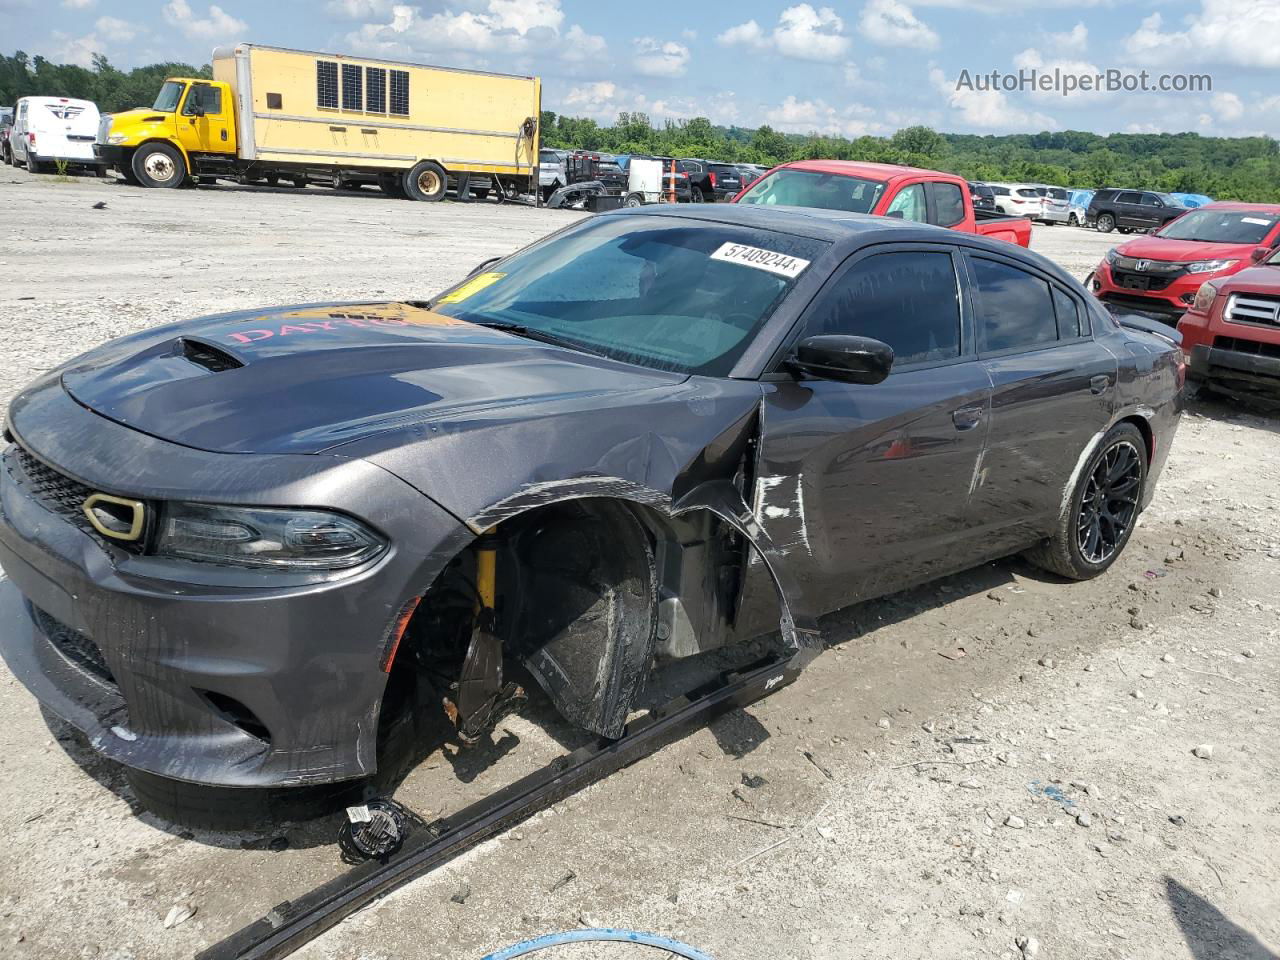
{"left": 1104, "top": 247, "right": 1119, "bottom": 264}
{"left": 154, "top": 503, "right": 387, "bottom": 569}
{"left": 1185, "top": 259, "right": 1238, "bottom": 274}
{"left": 107, "top": 134, "right": 128, "bottom": 144}
{"left": 1191, "top": 281, "right": 1219, "bottom": 314}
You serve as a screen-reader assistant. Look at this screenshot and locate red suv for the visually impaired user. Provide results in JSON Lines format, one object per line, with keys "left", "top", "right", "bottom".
{"left": 1090, "top": 202, "right": 1280, "bottom": 321}
{"left": 1178, "top": 253, "right": 1280, "bottom": 402}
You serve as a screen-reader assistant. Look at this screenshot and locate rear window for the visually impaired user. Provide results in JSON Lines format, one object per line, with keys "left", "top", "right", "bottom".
{"left": 708, "top": 164, "right": 739, "bottom": 177}
{"left": 737, "top": 168, "right": 887, "bottom": 214}
{"left": 1015, "top": 188, "right": 1040, "bottom": 198}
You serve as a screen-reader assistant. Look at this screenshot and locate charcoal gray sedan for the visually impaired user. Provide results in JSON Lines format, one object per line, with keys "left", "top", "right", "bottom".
{"left": 0, "top": 206, "right": 1183, "bottom": 810}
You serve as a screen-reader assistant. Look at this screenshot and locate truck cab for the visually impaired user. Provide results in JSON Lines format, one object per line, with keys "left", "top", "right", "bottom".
{"left": 97, "top": 78, "right": 237, "bottom": 187}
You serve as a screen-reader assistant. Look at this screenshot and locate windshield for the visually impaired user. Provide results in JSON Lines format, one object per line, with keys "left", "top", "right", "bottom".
{"left": 431, "top": 216, "right": 828, "bottom": 376}
{"left": 1157, "top": 209, "right": 1279, "bottom": 244}
{"left": 736, "top": 169, "right": 887, "bottom": 214}
{"left": 152, "top": 81, "right": 185, "bottom": 112}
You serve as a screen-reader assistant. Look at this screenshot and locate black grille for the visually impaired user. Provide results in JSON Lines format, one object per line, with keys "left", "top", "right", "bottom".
{"left": 31, "top": 604, "right": 116, "bottom": 688}
{"left": 1215, "top": 336, "right": 1280, "bottom": 361}
{"left": 1112, "top": 270, "right": 1177, "bottom": 292}
{"left": 6, "top": 445, "right": 96, "bottom": 533}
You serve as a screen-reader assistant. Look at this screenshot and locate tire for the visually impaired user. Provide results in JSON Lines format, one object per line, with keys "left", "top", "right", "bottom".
{"left": 93, "top": 165, "right": 107, "bottom": 178}
{"left": 27, "top": 154, "right": 46, "bottom": 174}
{"left": 689, "top": 187, "right": 704, "bottom": 203}
{"left": 625, "top": 193, "right": 644, "bottom": 208}
{"left": 1026, "top": 422, "right": 1147, "bottom": 580}
{"left": 1068, "top": 214, "right": 1080, "bottom": 227}
{"left": 1096, "top": 213, "right": 1116, "bottom": 233}
{"left": 130, "top": 142, "right": 186, "bottom": 188}
{"left": 403, "top": 160, "right": 447, "bottom": 202}
{"left": 125, "top": 767, "right": 363, "bottom": 831}
{"left": 290, "top": 175, "right": 307, "bottom": 189}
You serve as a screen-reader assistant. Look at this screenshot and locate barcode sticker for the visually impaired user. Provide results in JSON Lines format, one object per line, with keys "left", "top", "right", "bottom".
{"left": 1242, "top": 217, "right": 1273, "bottom": 226}
{"left": 710, "top": 243, "right": 810, "bottom": 279}
{"left": 346, "top": 805, "right": 372, "bottom": 824}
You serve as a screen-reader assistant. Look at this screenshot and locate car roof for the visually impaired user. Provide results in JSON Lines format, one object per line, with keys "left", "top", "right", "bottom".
{"left": 777, "top": 159, "right": 964, "bottom": 184}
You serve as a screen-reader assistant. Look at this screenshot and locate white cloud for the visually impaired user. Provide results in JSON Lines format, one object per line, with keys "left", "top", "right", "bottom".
{"left": 718, "top": 4, "right": 851, "bottom": 62}
{"left": 1047, "top": 22, "right": 1088, "bottom": 54}
{"left": 51, "top": 30, "right": 99, "bottom": 67}
{"left": 325, "top": 0, "right": 393, "bottom": 18}
{"left": 161, "top": 1, "right": 246, "bottom": 42}
{"left": 556, "top": 82, "right": 738, "bottom": 126}
{"left": 1125, "top": 1, "right": 1280, "bottom": 68}
{"left": 62, "top": 0, "right": 95, "bottom": 8}
{"left": 764, "top": 95, "right": 885, "bottom": 137}
{"left": 931, "top": 67, "right": 1056, "bottom": 131}
{"left": 1012, "top": 47, "right": 1109, "bottom": 104}
{"left": 95, "top": 16, "right": 139, "bottom": 42}
{"left": 859, "top": 0, "right": 939, "bottom": 50}
{"left": 632, "top": 37, "right": 689, "bottom": 77}
{"left": 346, "top": 1, "right": 604, "bottom": 65}
{"left": 1211, "top": 91, "right": 1244, "bottom": 121}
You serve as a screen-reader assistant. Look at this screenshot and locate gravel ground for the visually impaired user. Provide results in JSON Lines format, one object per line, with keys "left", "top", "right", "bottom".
{"left": 0, "top": 168, "right": 1277, "bottom": 960}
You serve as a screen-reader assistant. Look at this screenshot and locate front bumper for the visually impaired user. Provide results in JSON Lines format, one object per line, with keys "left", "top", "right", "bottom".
{"left": 1095, "top": 263, "right": 1199, "bottom": 320}
{"left": 0, "top": 377, "right": 466, "bottom": 787}
{"left": 1186, "top": 342, "right": 1280, "bottom": 394}
{"left": 92, "top": 143, "right": 126, "bottom": 165}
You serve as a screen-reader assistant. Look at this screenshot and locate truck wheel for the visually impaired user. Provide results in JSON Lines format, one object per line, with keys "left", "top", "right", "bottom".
{"left": 1096, "top": 213, "right": 1115, "bottom": 233}
{"left": 1025, "top": 422, "right": 1147, "bottom": 581}
{"left": 131, "top": 142, "right": 186, "bottom": 188}
{"left": 689, "top": 188, "right": 703, "bottom": 203}
{"left": 625, "top": 193, "right": 644, "bottom": 208}
{"left": 403, "top": 160, "right": 447, "bottom": 202}
{"left": 27, "top": 155, "right": 47, "bottom": 174}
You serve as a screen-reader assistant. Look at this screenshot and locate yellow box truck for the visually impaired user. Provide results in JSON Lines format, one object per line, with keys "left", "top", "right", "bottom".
{"left": 94, "top": 42, "right": 540, "bottom": 201}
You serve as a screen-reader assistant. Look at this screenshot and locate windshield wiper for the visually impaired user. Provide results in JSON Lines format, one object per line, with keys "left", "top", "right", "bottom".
{"left": 471, "top": 321, "right": 602, "bottom": 356}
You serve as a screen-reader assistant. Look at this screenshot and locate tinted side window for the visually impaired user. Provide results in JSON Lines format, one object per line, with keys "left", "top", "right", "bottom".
{"left": 1116, "top": 192, "right": 1140, "bottom": 204}
{"left": 1051, "top": 286, "right": 1083, "bottom": 338}
{"left": 932, "top": 182, "right": 966, "bottom": 228}
{"left": 807, "top": 251, "right": 961, "bottom": 365}
{"left": 1141, "top": 193, "right": 1161, "bottom": 206}
{"left": 971, "top": 257, "right": 1057, "bottom": 353}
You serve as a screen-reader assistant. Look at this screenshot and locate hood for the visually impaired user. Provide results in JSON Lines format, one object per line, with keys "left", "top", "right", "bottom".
{"left": 60, "top": 302, "right": 687, "bottom": 455}
{"left": 1214, "top": 264, "right": 1280, "bottom": 295}
{"left": 1115, "top": 235, "right": 1258, "bottom": 263}
{"left": 108, "top": 107, "right": 174, "bottom": 130}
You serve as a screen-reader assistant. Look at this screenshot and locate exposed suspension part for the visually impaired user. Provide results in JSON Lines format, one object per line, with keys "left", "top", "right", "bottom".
{"left": 442, "top": 531, "right": 526, "bottom": 744}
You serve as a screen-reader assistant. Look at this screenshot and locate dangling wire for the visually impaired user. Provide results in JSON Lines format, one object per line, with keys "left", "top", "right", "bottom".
{"left": 481, "top": 928, "right": 716, "bottom": 960}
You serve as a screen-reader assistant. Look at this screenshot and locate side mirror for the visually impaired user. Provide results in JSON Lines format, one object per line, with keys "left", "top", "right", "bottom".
{"left": 188, "top": 102, "right": 205, "bottom": 117}
{"left": 885, "top": 209, "right": 905, "bottom": 219}
{"left": 789, "top": 335, "right": 894, "bottom": 385}
{"left": 1251, "top": 246, "right": 1269, "bottom": 263}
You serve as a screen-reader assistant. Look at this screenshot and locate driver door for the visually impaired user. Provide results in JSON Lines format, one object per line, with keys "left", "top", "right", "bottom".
{"left": 754, "top": 243, "right": 993, "bottom": 614}
{"left": 177, "top": 83, "right": 235, "bottom": 157}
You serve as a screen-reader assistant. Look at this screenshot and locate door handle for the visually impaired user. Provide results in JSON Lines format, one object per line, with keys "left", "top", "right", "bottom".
{"left": 952, "top": 406, "right": 983, "bottom": 430}
{"left": 1090, "top": 374, "right": 1112, "bottom": 395}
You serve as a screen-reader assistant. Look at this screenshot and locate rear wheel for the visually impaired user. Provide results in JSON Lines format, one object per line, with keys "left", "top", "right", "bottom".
{"left": 403, "top": 160, "right": 447, "bottom": 202}
{"left": 689, "top": 187, "right": 704, "bottom": 203}
{"left": 131, "top": 142, "right": 185, "bottom": 188}
{"left": 1026, "top": 423, "right": 1147, "bottom": 580}
{"left": 625, "top": 193, "right": 644, "bottom": 208}
{"left": 27, "top": 154, "right": 47, "bottom": 174}
{"left": 1096, "top": 213, "right": 1116, "bottom": 233}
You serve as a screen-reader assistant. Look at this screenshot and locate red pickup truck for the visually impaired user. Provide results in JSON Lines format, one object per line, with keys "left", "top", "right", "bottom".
{"left": 731, "top": 160, "right": 1033, "bottom": 246}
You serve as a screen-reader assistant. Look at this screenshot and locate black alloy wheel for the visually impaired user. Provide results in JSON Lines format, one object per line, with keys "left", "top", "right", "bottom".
{"left": 1076, "top": 439, "right": 1142, "bottom": 564}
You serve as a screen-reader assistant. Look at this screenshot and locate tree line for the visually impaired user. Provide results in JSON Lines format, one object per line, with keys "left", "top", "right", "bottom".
{"left": 542, "top": 111, "right": 1280, "bottom": 203}
{"left": 3, "top": 50, "right": 1275, "bottom": 202}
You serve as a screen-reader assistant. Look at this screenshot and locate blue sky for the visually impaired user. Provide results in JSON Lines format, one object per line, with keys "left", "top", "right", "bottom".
{"left": 3, "top": 0, "right": 1278, "bottom": 137}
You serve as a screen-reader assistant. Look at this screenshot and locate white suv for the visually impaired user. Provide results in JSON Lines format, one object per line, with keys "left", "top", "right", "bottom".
{"left": 988, "top": 182, "right": 1044, "bottom": 220}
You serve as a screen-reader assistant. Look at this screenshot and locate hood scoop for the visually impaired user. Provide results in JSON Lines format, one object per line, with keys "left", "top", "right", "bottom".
{"left": 180, "top": 337, "right": 244, "bottom": 373}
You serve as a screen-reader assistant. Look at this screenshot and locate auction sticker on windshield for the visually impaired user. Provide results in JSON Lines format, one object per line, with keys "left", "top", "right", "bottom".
{"left": 711, "top": 243, "right": 811, "bottom": 279}
{"left": 437, "top": 272, "right": 506, "bottom": 304}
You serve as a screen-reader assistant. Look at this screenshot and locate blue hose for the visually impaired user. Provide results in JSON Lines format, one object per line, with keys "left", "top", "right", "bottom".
{"left": 481, "top": 928, "right": 716, "bottom": 960}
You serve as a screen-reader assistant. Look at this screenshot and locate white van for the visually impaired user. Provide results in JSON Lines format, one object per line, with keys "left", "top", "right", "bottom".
{"left": 8, "top": 96, "right": 104, "bottom": 174}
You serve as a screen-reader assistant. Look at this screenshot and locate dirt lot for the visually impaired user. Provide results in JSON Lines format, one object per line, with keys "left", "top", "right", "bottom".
{"left": 0, "top": 168, "right": 1277, "bottom": 960}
